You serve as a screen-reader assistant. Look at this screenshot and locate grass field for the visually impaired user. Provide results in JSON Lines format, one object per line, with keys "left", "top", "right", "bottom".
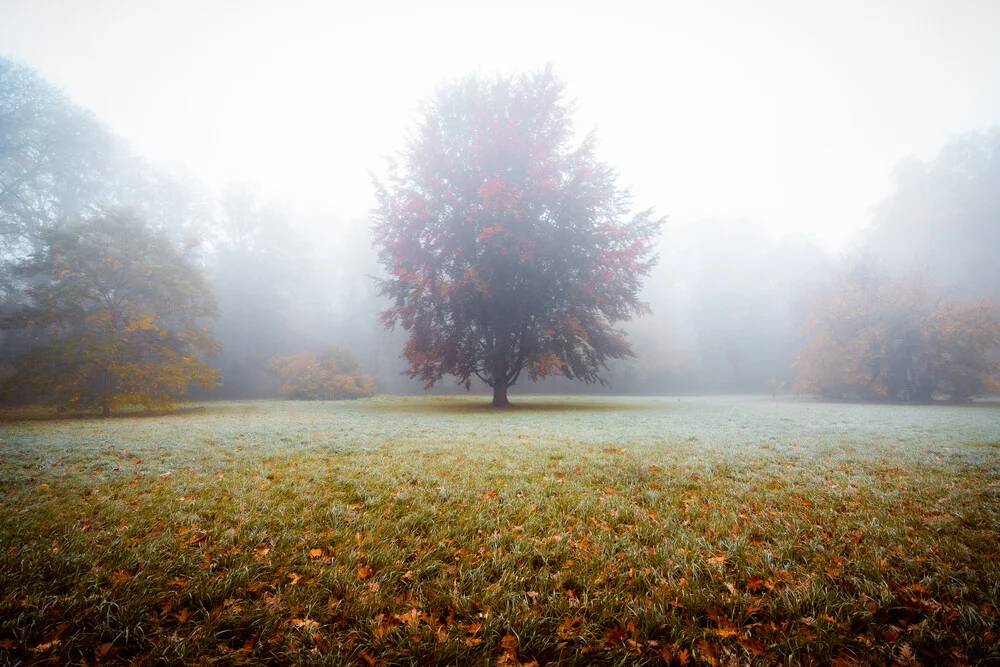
{"left": 1, "top": 395, "right": 999, "bottom": 665}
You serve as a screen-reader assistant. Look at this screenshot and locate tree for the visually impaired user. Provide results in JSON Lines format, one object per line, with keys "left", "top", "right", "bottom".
{"left": 864, "top": 127, "right": 1000, "bottom": 300}
{"left": 372, "top": 67, "right": 663, "bottom": 406}
{"left": 1, "top": 211, "right": 221, "bottom": 415}
{"left": 0, "top": 58, "right": 214, "bottom": 384}
{"left": 268, "top": 345, "right": 374, "bottom": 400}
{"left": 210, "top": 183, "right": 296, "bottom": 398}
{"left": 1, "top": 57, "right": 114, "bottom": 300}
{"left": 794, "top": 266, "right": 1000, "bottom": 401}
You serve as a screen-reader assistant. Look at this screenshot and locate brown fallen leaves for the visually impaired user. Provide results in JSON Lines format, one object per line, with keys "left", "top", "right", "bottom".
{"left": 497, "top": 632, "right": 538, "bottom": 666}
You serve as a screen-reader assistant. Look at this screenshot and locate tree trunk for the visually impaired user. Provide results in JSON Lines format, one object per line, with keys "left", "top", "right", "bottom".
{"left": 490, "top": 341, "right": 511, "bottom": 407}
{"left": 491, "top": 381, "right": 509, "bottom": 407}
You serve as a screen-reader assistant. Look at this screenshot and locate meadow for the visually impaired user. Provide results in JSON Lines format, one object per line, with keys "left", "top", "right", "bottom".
{"left": 1, "top": 395, "right": 998, "bottom": 665}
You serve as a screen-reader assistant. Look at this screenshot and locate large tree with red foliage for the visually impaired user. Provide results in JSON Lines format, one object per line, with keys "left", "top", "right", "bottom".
{"left": 372, "top": 67, "right": 663, "bottom": 406}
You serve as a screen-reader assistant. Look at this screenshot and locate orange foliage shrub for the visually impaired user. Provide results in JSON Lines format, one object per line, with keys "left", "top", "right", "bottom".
{"left": 795, "top": 270, "right": 1000, "bottom": 401}
{"left": 268, "top": 346, "right": 375, "bottom": 400}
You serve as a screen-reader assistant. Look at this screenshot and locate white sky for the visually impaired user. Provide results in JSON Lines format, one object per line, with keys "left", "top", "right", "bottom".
{"left": 2, "top": 0, "right": 998, "bottom": 250}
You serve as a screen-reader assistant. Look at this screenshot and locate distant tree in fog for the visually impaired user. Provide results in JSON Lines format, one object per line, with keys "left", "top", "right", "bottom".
{"left": 795, "top": 266, "right": 1000, "bottom": 401}
{"left": 209, "top": 184, "right": 296, "bottom": 398}
{"left": 865, "top": 127, "right": 1000, "bottom": 299}
{"left": 0, "top": 57, "right": 213, "bottom": 389}
{"left": 0, "top": 57, "right": 113, "bottom": 297}
{"left": 2, "top": 211, "right": 220, "bottom": 415}
{"left": 372, "top": 67, "right": 663, "bottom": 406}
{"left": 0, "top": 57, "right": 212, "bottom": 295}
{"left": 645, "top": 221, "right": 833, "bottom": 394}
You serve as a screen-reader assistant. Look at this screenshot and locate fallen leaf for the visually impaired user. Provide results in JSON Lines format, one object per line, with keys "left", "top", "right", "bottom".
{"left": 737, "top": 636, "right": 766, "bottom": 656}
{"left": 309, "top": 548, "right": 323, "bottom": 559}
{"left": 695, "top": 639, "right": 717, "bottom": 666}
{"left": 31, "top": 639, "right": 60, "bottom": 652}
{"left": 94, "top": 641, "right": 113, "bottom": 660}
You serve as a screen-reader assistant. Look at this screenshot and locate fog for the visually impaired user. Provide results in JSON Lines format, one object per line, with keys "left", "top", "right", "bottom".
{"left": 2, "top": 0, "right": 999, "bottom": 401}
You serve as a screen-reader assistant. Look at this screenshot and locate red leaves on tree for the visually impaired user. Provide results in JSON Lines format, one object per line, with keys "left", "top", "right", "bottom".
{"left": 372, "top": 67, "right": 663, "bottom": 403}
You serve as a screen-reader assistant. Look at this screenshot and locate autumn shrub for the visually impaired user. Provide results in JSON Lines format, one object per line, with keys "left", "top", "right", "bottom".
{"left": 268, "top": 345, "right": 374, "bottom": 400}
{"left": 795, "top": 268, "right": 1000, "bottom": 401}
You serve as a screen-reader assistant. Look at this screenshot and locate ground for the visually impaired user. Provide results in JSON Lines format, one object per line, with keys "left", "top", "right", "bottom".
{"left": 1, "top": 395, "right": 998, "bottom": 665}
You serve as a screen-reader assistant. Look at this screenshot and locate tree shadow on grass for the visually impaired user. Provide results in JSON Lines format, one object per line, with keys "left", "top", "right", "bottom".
{"left": 0, "top": 404, "right": 211, "bottom": 423}
{"left": 362, "top": 395, "right": 661, "bottom": 414}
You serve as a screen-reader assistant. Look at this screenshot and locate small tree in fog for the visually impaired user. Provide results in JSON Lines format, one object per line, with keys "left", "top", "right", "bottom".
{"left": 2, "top": 211, "right": 221, "bottom": 415}
{"left": 269, "top": 346, "right": 374, "bottom": 400}
{"left": 372, "top": 67, "right": 662, "bottom": 406}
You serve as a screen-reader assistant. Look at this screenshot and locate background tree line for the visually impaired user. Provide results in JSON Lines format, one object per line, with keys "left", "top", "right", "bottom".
{"left": 1, "top": 57, "right": 997, "bottom": 410}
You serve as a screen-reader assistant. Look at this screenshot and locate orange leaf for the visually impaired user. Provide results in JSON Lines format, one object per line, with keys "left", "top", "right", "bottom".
{"left": 94, "top": 641, "right": 113, "bottom": 660}
{"left": 695, "top": 640, "right": 717, "bottom": 666}
{"left": 737, "top": 636, "right": 766, "bottom": 655}
{"left": 309, "top": 548, "right": 324, "bottom": 559}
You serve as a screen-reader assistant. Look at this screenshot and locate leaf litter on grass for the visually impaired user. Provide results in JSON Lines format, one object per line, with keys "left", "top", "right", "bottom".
{"left": 0, "top": 396, "right": 998, "bottom": 665}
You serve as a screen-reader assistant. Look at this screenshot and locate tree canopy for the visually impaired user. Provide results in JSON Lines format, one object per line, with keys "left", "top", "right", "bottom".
{"left": 372, "top": 67, "right": 663, "bottom": 406}
{"left": 0, "top": 58, "right": 113, "bottom": 295}
{"left": 795, "top": 266, "right": 1000, "bottom": 402}
{"left": 865, "top": 127, "right": 1000, "bottom": 300}
{"left": 2, "top": 211, "right": 221, "bottom": 414}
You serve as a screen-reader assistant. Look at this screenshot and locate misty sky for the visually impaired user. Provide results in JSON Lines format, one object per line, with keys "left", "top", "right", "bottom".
{"left": 3, "top": 0, "right": 998, "bottom": 250}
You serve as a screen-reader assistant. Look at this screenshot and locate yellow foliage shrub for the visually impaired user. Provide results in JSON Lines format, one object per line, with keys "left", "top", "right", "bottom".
{"left": 268, "top": 346, "right": 375, "bottom": 400}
